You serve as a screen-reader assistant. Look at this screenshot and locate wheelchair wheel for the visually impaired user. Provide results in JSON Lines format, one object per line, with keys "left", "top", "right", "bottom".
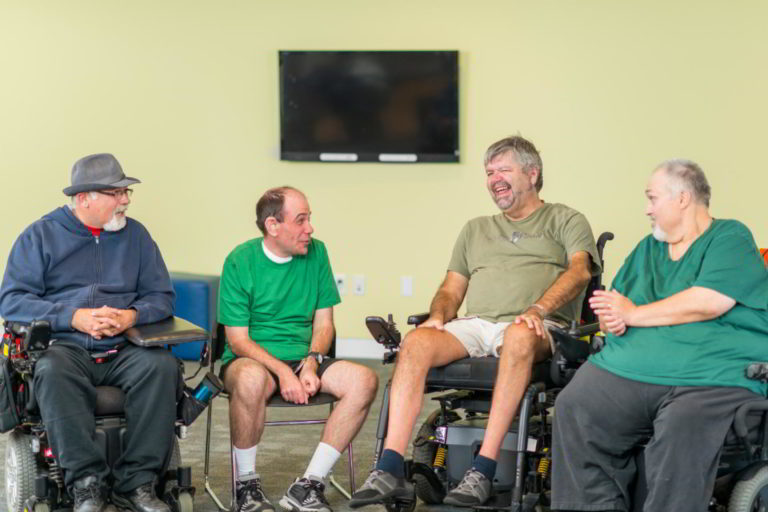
{"left": 412, "top": 410, "right": 447, "bottom": 504}
{"left": 729, "top": 464, "right": 768, "bottom": 512}
{"left": 175, "top": 491, "right": 193, "bottom": 512}
{"left": 158, "top": 437, "right": 182, "bottom": 497}
{"left": 5, "top": 431, "right": 38, "bottom": 512}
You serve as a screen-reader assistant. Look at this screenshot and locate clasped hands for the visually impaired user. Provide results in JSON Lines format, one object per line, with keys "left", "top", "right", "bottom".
{"left": 589, "top": 289, "right": 637, "bottom": 336}
{"left": 71, "top": 305, "right": 137, "bottom": 339}
{"left": 277, "top": 358, "right": 321, "bottom": 405}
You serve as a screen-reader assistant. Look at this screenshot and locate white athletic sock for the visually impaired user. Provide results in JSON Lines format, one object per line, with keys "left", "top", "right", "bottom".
{"left": 303, "top": 442, "right": 341, "bottom": 481}
{"left": 234, "top": 445, "right": 258, "bottom": 479}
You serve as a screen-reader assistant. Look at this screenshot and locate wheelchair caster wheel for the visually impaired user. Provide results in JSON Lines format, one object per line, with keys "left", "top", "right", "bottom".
{"left": 163, "top": 487, "right": 194, "bottom": 512}
{"left": 175, "top": 491, "right": 193, "bottom": 512}
{"left": 22, "top": 498, "right": 50, "bottom": 512}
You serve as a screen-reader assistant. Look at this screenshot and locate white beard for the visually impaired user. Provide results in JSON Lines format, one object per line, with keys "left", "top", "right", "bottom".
{"left": 651, "top": 223, "right": 668, "bottom": 242}
{"left": 103, "top": 209, "right": 127, "bottom": 232}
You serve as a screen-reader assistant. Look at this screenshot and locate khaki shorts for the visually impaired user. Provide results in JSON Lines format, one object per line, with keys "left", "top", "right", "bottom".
{"left": 443, "top": 316, "right": 566, "bottom": 358}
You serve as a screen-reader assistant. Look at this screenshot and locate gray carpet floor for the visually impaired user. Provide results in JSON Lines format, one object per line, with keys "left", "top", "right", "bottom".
{"left": 0, "top": 359, "right": 441, "bottom": 512}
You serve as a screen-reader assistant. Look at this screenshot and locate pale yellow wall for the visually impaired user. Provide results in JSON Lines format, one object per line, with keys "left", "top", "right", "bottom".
{"left": 1, "top": 1, "right": 766, "bottom": 339}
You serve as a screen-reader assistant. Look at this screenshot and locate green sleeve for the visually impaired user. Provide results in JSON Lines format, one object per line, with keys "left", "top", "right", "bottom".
{"left": 608, "top": 241, "right": 645, "bottom": 296}
{"left": 315, "top": 242, "right": 341, "bottom": 310}
{"left": 447, "top": 222, "right": 471, "bottom": 278}
{"left": 694, "top": 225, "right": 768, "bottom": 310}
{"left": 560, "top": 212, "right": 601, "bottom": 275}
{"left": 218, "top": 254, "right": 251, "bottom": 326}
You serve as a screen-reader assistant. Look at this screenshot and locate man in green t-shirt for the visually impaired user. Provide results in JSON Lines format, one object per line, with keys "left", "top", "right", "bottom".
{"left": 351, "top": 136, "right": 600, "bottom": 508}
{"left": 218, "top": 186, "right": 378, "bottom": 512}
{"left": 552, "top": 160, "right": 768, "bottom": 512}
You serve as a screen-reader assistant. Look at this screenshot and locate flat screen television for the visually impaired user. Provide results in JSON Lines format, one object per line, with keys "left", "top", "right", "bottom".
{"left": 279, "top": 50, "right": 459, "bottom": 163}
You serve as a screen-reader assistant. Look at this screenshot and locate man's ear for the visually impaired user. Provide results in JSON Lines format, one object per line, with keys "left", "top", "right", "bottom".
{"left": 678, "top": 189, "right": 692, "bottom": 209}
{"left": 265, "top": 217, "right": 279, "bottom": 237}
{"left": 526, "top": 168, "right": 539, "bottom": 187}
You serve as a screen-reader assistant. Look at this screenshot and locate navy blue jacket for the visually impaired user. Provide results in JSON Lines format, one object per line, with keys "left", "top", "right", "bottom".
{"left": 0, "top": 206, "right": 175, "bottom": 350}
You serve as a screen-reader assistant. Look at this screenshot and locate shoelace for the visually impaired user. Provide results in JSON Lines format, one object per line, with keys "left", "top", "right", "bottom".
{"left": 133, "top": 484, "right": 154, "bottom": 500}
{"left": 302, "top": 481, "right": 329, "bottom": 505}
{"left": 454, "top": 470, "right": 484, "bottom": 494}
{"left": 240, "top": 480, "right": 267, "bottom": 503}
{"left": 74, "top": 484, "right": 102, "bottom": 505}
{"left": 362, "top": 470, "right": 384, "bottom": 489}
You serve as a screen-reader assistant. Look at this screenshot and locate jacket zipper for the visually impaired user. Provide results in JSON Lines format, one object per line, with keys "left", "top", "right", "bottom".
{"left": 87, "top": 235, "right": 101, "bottom": 349}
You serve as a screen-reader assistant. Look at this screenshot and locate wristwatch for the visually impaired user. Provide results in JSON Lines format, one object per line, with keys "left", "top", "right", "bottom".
{"left": 307, "top": 351, "right": 325, "bottom": 365}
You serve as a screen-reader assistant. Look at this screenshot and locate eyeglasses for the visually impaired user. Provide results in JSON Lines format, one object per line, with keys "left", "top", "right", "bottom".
{"left": 97, "top": 188, "right": 133, "bottom": 199}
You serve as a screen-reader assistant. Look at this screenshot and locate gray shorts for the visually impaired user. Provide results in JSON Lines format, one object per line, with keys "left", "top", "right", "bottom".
{"left": 443, "top": 316, "right": 566, "bottom": 358}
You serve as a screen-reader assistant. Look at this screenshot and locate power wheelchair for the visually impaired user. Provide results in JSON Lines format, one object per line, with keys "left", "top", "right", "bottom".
{"left": 362, "top": 234, "right": 768, "bottom": 512}
{"left": 1, "top": 316, "right": 217, "bottom": 512}
{"left": 362, "top": 232, "right": 615, "bottom": 512}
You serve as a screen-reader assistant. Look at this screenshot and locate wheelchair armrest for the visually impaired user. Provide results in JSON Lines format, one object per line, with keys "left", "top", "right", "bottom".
{"left": 124, "top": 316, "right": 208, "bottom": 347}
{"left": 746, "top": 362, "right": 768, "bottom": 382}
{"left": 550, "top": 322, "right": 601, "bottom": 363}
{"left": 407, "top": 312, "right": 429, "bottom": 325}
{"left": 732, "top": 399, "right": 768, "bottom": 444}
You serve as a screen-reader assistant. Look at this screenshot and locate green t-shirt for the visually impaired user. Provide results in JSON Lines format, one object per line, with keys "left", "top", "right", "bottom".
{"left": 217, "top": 237, "right": 341, "bottom": 364}
{"left": 590, "top": 219, "right": 768, "bottom": 395}
{"left": 447, "top": 203, "right": 601, "bottom": 324}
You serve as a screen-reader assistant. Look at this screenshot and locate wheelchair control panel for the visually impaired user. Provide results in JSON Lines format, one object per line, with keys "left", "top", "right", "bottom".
{"left": 365, "top": 314, "right": 402, "bottom": 365}
{"left": 2, "top": 320, "right": 51, "bottom": 373}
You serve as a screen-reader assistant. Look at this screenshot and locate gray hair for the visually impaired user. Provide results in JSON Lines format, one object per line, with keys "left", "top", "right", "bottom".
{"left": 484, "top": 136, "right": 543, "bottom": 192}
{"left": 69, "top": 191, "right": 99, "bottom": 209}
{"left": 255, "top": 186, "right": 302, "bottom": 235}
{"left": 657, "top": 159, "right": 711, "bottom": 207}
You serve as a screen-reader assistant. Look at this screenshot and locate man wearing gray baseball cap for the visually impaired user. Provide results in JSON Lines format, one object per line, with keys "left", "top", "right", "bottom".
{"left": 0, "top": 153, "right": 178, "bottom": 512}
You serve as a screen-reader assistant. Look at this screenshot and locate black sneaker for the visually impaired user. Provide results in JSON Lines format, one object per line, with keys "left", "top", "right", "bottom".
{"left": 235, "top": 474, "right": 275, "bottom": 512}
{"left": 72, "top": 476, "right": 107, "bottom": 512}
{"left": 111, "top": 482, "right": 170, "bottom": 512}
{"left": 278, "top": 477, "right": 331, "bottom": 512}
{"left": 443, "top": 468, "right": 491, "bottom": 506}
{"left": 349, "top": 470, "right": 412, "bottom": 508}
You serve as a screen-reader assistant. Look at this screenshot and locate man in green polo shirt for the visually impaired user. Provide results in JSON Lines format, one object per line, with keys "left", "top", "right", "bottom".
{"left": 351, "top": 135, "right": 601, "bottom": 508}
{"left": 551, "top": 160, "right": 768, "bottom": 512}
{"left": 218, "top": 186, "right": 378, "bottom": 512}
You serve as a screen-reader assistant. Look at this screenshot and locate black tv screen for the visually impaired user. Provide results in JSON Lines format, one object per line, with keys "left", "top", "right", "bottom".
{"left": 279, "top": 50, "right": 459, "bottom": 163}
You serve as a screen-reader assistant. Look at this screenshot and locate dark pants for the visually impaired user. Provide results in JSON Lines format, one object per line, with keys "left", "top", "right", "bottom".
{"left": 33, "top": 342, "right": 181, "bottom": 493}
{"left": 551, "top": 362, "right": 762, "bottom": 512}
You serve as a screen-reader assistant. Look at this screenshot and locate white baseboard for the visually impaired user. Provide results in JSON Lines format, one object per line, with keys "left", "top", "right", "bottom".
{"left": 336, "top": 337, "right": 387, "bottom": 360}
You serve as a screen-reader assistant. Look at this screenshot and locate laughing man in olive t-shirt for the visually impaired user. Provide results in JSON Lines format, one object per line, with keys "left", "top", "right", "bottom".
{"left": 351, "top": 136, "right": 601, "bottom": 508}
{"left": 218, "top": 187, "right": 378, "bottom": 512}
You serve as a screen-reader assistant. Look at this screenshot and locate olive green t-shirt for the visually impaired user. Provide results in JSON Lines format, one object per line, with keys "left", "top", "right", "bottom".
{"left": 217, "top": 238, "right": 341, "bottom": 365}
{"left": 448, "top": 203, "right": 600, "bottom": 324}
{"left": 590, "top": 219, "right": 768, "bottom": 396}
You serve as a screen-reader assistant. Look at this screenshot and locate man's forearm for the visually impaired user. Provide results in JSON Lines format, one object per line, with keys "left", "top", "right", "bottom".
{"left": 308, "top": 323, "right": 334, "bottom": 355}
{"left": 629, "top": 287, "right": 735, "bottom": 327}
{"left": 533, "top": 265, "right": 591, "bottom": 316}
{"left": 0, "top": 290, "right": 76, "bottom": 332}
{"left": 429, "top": 289, "right": 461, "bottom": 323}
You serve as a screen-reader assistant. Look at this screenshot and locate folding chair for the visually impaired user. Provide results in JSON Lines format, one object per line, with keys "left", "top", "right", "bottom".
{"left": 203, "top": 325, "right": 355, "bottom": 511}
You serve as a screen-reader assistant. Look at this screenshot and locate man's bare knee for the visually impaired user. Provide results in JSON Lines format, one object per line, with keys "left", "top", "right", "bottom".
{"left": 397, "top": 329, "right": 442, "bottom": 366}
{"left": 500, "top": 324, "right": 542, "bottom": 361}
{"left": 226, "top": 362, "right": 272, "bottom": 403}
{"left": 359, "top": 367, "right": 379, "bottom": 404}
